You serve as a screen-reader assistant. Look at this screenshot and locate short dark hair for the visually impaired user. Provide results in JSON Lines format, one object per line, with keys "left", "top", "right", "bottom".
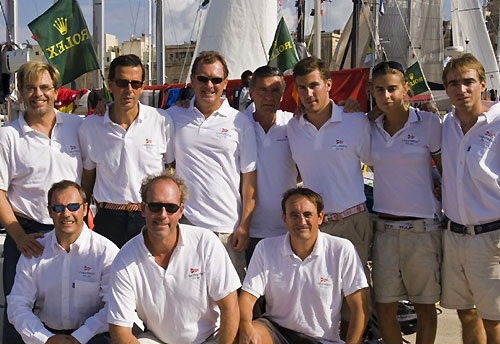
{"left": 249, "top": 65, "right": 285, "bottom": 90}
{"left": 293, "top": 57, "right": 331, "bottom": 81}
{"left": 241, "top": 70, "right": 253, "bottom": 80}
{"left": 442, "top": 53, "right": 485, "bottom": 86}
{"left": 140, "top": 170, "right": 189, "bottom": 204}
{"left": 281, "top": 187, "right": 324, "bottom": 216}
{"left": 47, "top": 180, "right": 87, "bottom": 205}
{"left": 191, "top": 51, "right": 229, "bottom": 79}
{"left": 109, "top": 54, "right": 145, "bottom": 82}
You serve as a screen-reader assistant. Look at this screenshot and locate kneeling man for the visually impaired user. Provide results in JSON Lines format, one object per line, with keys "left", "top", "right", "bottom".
{"left": 7, "top": 180, "right": 119, "bottom": 344}
{"left": 107, "top": 171, "right": 240, "bottom": 344}
{"left": 239, "top": 187, "right": 369, "bottom": 344}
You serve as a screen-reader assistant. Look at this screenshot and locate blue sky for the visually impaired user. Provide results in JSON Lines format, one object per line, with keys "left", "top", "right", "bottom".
{"left": 1, "top": 0, "right": 451, "bottom": 46}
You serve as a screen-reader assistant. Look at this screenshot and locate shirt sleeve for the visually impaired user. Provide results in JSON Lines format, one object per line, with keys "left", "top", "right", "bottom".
{"left": 107, "top": 256, "right": 138, "bottom": 328}
{"left": 241, "top": 240, "right": 267, "bottom": 299}
{"left": 0, "top": 129, "right": 11, "bottom": 191}
{"left": 78, "top": 120, "right": 97, "bottom": 170}
{"left": 357, "top": 114, "right": 372, "bottom": 165}
{"left": 7, "top": 256, "right": 55, "bottom": 344}
{"left": 427, "top": 112, "right": 442, "bottom": 155}
{"left": 340, "top": 241, "right": 369, "bottom": 297}
{"left": 238, "top": 116, "right": 258, "bottom": 173}
{"left": 72, "top": 243, "right": 119, "bottom": 344}
{"left": 162, "top": 111, "right": 176, "bottom": 164}
{"left": 206, "top": 236, "right": 241, "bottom": 301}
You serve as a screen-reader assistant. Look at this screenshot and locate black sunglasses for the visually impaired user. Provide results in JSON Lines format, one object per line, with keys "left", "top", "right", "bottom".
{"left": 146, "top": 202, "right": 181, "bottom": 214}
{"left": 112, "top": 79, "right": 144, "bottom": 89}
{"left": 372, "top": 61, "right": 405, "bottom": 76}
{"left": 194, "top": 75, "right": 225, "bottom": 85}
{"left": 50, "top": 203, "right": 84, "bottom": 213}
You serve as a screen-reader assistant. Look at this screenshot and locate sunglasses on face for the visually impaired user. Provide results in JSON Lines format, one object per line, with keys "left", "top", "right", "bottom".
{"left": 50, "top": 203, "right": 84, "bottom": 213}
{"left": 194, "top": 75, "right": 225, "bottom": 85}
{"left": 372, "top": 61, "right": 405, "bottom": 76}
{"left": 112, "top": 79, "right": 144, "bottom": 89}
{"left": 146, "top": 202, "right": 181, "bottom": 214}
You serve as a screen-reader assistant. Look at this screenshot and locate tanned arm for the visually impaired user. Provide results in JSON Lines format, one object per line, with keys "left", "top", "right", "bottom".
{"left": 216, "top": 291, "right": 240, "bottom": 344}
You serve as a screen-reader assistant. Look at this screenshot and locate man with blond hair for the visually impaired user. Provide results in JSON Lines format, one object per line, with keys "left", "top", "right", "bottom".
{"left": 440, "top": 53, "right": 500, "bottom": 344}
{"left": 0, "top": 61, "right": 83, "bottom": 343}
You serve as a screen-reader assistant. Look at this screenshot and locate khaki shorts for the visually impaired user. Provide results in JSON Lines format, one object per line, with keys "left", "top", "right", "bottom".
{"left": 138, "top": 330, "right": 219, "bottom": 343}
{"left": 372, "top": 220, "right": 442, "bottom": 304}
{"left": 215, "top": 232, "right": 247, "bottom": 283}
{"left": 441, "top": 229, "right": 500, "bottom": 320}
{"left": 254, "top": 317, "right": 319, "bottom": 344}
{"left": 320, "top": 209, "right": 373, "bottom": 320}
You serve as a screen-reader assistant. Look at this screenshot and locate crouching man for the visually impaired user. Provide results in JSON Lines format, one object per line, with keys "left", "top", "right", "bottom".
{"left": 7, "top": 180, "right": 119, "bottom": 344}
{"left": 239, "top": 187, "right": 369, "bottom": 344}
{"left": 107, "top": 171, "right": 241, "bottom": 343}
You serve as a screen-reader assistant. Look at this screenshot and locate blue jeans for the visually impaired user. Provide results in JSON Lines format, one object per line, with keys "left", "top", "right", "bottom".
{"left": 93, "top": 207, "right": 145, "bottom": 248}
{"left": 3, "top": 216, "right": 53, "bottom": 344}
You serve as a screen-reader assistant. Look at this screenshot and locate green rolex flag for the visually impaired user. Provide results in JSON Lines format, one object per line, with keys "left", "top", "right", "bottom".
{"left": 268, "top": 17, "right": 299, "bottom": 73}
{"left": 28, "top": 0, "right": 99, "bottom": 85}
{"left": 406, "top": 61, "right": 429, "bottom": 96}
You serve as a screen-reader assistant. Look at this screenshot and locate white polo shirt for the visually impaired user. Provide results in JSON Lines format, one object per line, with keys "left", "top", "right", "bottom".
{"left": 250, "top": 110, "right": 297, "bottom": 238}
{"left": 287, "top": 100, "right": 371, "bottom": 213}
{"left": 371, "top": 108, "right": 442, "bottom": 218}
{"left": 108, "top": 225, "right": 241, "bottom": 344}
{"left": 442, "top": 103, "right": 500, "bottom": 225}
{"left": 79, "top": 102, "right": 174, "bottom": 204}
{"left": 243, "top": 232, "right": 368, "bottom": 342}
{"left": 7, "top": 224, "right": 119, "bottom": 344}
{"left": 168, "top": 98, "right": 257, "bottom": 233}
{"left": 0, "top": 111, "right": 83, "bottom": 224}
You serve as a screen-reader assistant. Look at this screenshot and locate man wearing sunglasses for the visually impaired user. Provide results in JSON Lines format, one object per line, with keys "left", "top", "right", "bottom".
{"left": 7, "top": 180, "right": 118, "bottom": 344}
{"left": 0, "top": 61, "right": 84, "bottom": 344}
{"left": 167, "top": 51, "right": 257, "bottom": 281}
{"left": 108, "top": 171, "right": 240, "bottom": 344}
{"left": 79, "top": 54, "right": 175, "bottom": 248}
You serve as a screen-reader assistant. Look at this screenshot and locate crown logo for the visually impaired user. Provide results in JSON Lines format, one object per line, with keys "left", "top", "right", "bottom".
{"left": 53, "top": 17, "right": 68, "bottom": 35}
{"left": 409, "top": 73, "right": 414, "bottom": 80}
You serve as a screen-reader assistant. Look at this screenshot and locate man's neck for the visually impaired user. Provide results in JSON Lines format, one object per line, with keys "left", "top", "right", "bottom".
{"left": 109, "top": 103, "right": 139, "bottom": 130}
{"left": 144, "top": 227, "right": 179, "bottom": 269}
{"left": 455, "top": 102, "right": 489, "bottom": 134}
{"left": 56, "top": 230, "right": 81, "bottom": 252}
{"left": 253, "top": 110, "right": 277, "bottom": 133}
{"left": 195, "top": 98, "right": 223, "bottom": 119}
{"left": 305, "top": 101, "right": 332, "bottom": 130}
{"left": 290, "top": 236, "right": 317, "bottom": 261}
{"left": 24, "top": 110, "right": 57, "bottom": 138}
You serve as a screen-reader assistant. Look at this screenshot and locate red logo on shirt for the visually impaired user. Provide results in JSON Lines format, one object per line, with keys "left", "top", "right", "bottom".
{"left": 320, "top": 277, "right": 328, "bottom": 283}
{"left": 145, "top": 139, "right": 153, "bottom": 144}
{"left": 69, "top": 145, "right": 77, "bottom": 150}
{"left": 221, "top": 128, "right": 228, "bottom": 133}
{"left": 407, "top": 134, "right": 415, "bottom": 139}
{"left": 336, "top": 139, "right": 344, "bottom": 144}
{"left": 190, "top": 268, "right": 199, "bottom": 273}
{"left": 485, "top": 130, "right": 494, "bottom": 138}
{"left": 83, "top": 265, "right": 92, "bottom": 271}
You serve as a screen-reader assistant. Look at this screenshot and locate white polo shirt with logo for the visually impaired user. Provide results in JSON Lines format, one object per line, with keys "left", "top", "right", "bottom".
{"left": 250, "top": 110, "right": 297, "bottom": 239}
{"left": 79, "top": 103, "right": 174, "bottom": 204}
{"left": 168, "top": 98, "right": 257, "bottom": 233}
{"left": 287, "top": 100, "right": 371, "bottom": 213}
{"left": 442, "top": 103, "right": 500, "bottom": 225}
{"left": 108, "top": 225, "right": 241, "bottom": 344}
{"left": 371, "top": 108, "right": 442, "bottom": 218}
{"left": 0, "top": 111, "right": 83, "bottom": 224}
{"left": 243, "top": 232, "right": 368, "bottom": 342}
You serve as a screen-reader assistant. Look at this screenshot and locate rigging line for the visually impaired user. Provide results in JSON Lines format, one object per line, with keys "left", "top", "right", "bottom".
{"left": 179, "top": 6, "right": 201, "bottom": 85}
{"left": 248, "top": 0, "right": 269, "bottom": 60}
{"left": 185, "top": 1, "right": 205, "bottom": 84}
{"left": 359, "top": 0, "right": 384, "bottom": 61}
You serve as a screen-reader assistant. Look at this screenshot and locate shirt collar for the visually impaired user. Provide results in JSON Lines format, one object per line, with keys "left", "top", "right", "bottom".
{"left": 484, "top": 101, "right": 500, "bottom": 123}
{"left": 140, "top": 225, "right": 184, "bottom": 258}
{"left": 298, "top": 99, "right": 342, "bottom": 126}
{"left": 280, "top": 232, "right": 324, "bottom": 258}
{"left": 50, "top": 223, "right": 90, "bottom": 253}
{"left": 374, "top": 106, "right": 420, "bottom": 128}
{"left": 19, "top": 109, "right": 61, "bottom": 135}
{"left": 190, "top": 97, "right": 229, "bottom": 118}
{"left": 104, "top": 102, "right": 144, "bottom": 125}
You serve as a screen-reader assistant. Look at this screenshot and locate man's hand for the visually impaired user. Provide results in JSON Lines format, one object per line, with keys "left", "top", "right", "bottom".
{"left": 92, "top": 99, "right": 109, "bottom": 116}
{"left": 46, "top": 334, "right": 80, "bottom": 344}
{"left": 338, "top": 98, "right": 362, "bottom": 113}
{"left": 174, "top": 99, "right": 190, "bottom": 108}
{"left": 238, "top": 321, "right": 261, "bottom": 344}
{"left": 13, "top": 231, "right": 44, "bottom": 258}
{"left": 231, "top": 227, "right": 249, "bottom": 252}
{"left": 433, "top": 179, "right": 442, "bottom": 201}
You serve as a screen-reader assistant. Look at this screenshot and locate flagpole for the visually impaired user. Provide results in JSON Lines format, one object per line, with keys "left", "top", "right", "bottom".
{"left": 313, "top": 0, "right": 321, "bottom": 58}
{"left": 93, "top": 0, "right": 104, "bottom": 88}
{"left": 156, "top": 0, "right": 165, "bottom": 85}
{"left": 148, "top": 0, "right": 153, "bottom": 85}
{"left": 6, "top": 0, "right": 18, "bottom": 122}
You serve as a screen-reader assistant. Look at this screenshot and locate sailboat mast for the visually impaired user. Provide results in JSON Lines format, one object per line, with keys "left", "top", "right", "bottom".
{"left": 314, "top": 0, "right": 321, "bottom": 58}
{"left": 93, "top": 0, "right": 104, "bottom": 88}
{"left": 352, "top": 0, "right": 360, "bottom": 67}
{"left": 156, "top": 0, "right": 165, "bottom": 84}
{"left": 148, "top": 0, "right": 153, "bottom": 85}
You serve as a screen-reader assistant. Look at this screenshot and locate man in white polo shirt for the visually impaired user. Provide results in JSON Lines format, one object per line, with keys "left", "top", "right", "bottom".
{"left": 287, "top": 57, "right": 372, "bottom": 273}
{"left": 167, "top": 51, "right": 257, "bottom": 280}
{"left": 108, "top": 171, "right": 240, "bottom": 344}
{"left": 0, "top": 61, "right": 83, "bottom": 344}
{"left": 79, "top": 54, "right": 174, "bottom": 247}
{"left": 8, "top": 180, "right": 118, "bottom": 344}
{"left": 440, "top": 53, "right": 500, "bottom": 343}
{"left": 245, "top": 65, "right": 298, "bottom": 262}
{"left": 239, "top": 187, "right": 369, "bottom": 344}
